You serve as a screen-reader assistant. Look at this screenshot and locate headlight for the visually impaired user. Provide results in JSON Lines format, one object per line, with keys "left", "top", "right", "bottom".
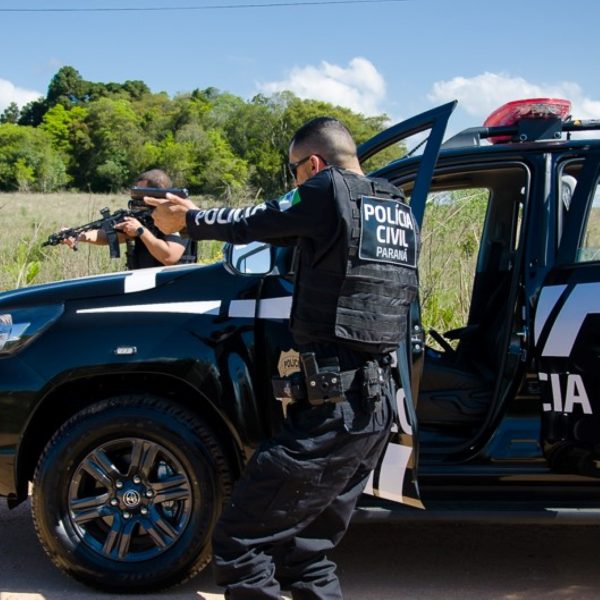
{"left": 0, "top": 304, "right": 63, "bottom": 356}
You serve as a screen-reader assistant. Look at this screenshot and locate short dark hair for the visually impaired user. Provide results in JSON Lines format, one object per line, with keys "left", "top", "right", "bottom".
{"left": 290, "top": 117, "right": 357, "bottom": 167}
{"left": 136, "top": 169, "right": 172, "bottom": 189}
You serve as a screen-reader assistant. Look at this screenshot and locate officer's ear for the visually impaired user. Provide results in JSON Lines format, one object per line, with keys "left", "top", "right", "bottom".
{"left": 310, "top": 154, "right": 327, "bottom": 176}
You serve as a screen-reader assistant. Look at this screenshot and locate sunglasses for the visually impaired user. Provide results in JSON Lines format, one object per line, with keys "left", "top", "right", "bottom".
{"left": 288, "top": 154, "right": 327, "bottom": 179}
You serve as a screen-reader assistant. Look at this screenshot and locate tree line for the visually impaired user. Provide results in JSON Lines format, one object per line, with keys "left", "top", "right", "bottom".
{"left": 0, "top": 66, "right": 402, "bottom": 198}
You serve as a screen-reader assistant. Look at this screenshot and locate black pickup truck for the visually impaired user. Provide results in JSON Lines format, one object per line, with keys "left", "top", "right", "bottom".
{"left": 1, "top": 98, "right": 600, "bottom": 592}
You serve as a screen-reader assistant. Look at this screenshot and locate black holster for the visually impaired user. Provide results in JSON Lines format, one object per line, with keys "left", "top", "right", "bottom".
{"left": 271, "top": 353, "right": 344, "bottom": 409}
{"left": 271, "top": 353, "right": 387, "bottom": 413}
{"left": 300, "top": 352, "right": 344, "bottom": 405}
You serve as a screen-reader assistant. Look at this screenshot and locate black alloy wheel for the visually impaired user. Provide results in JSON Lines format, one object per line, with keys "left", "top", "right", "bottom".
{"left": 67, "top": 436, "right": 193, "bottom": 562}
{"left": 32, "top": 396, "right": 233, "bottom": 592}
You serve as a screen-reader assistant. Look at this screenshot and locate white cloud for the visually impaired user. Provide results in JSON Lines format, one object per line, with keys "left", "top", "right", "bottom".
{"left": 258, "top": 57, "right": 387, "bottom": 116}
{"left": 428, "top": 72, "right": 600, "bottom": 122}
{"left": 0, "top": 79, "right": 43, "bottom": 113}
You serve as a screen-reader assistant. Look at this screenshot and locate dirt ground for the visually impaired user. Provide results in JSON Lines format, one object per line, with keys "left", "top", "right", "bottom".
{"left": 3, "top": 499, "right": 600, "bottom": 600}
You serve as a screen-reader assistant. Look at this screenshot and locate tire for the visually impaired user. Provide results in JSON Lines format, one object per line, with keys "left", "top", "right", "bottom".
{"left": 31, "top": 395, "right": 233, "bottom": 592}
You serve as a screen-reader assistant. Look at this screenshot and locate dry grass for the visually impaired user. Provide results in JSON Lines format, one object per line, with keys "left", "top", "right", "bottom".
{"left": 580, "top": 207, "right": 600, "bottom": 261}
{"left": 0, "top": 192, "right": 224, "bottom": 291}
{"left": 0, "top": 190, "right": 484, "bottom": 334}
{"left": 0, "top": 190, "right": 488, "bottom": 337}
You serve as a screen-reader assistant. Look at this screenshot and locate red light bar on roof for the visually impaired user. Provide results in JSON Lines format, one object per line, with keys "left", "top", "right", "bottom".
{"left": 484, "top": 98, "right": 572, "bottom": 144}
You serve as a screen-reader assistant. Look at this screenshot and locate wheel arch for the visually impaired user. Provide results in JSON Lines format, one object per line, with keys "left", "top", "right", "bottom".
{"left": 15, "top": 370, "right": 246, "bottom": 505}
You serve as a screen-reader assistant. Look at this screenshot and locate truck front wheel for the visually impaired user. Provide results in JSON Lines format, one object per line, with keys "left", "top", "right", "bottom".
{"left": 31, "top": 396, "right": 233, "bottom": 592}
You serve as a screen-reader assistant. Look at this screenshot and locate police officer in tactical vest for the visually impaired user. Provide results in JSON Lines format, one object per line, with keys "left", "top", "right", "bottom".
{"left": 148, "top": 117, "right": 419, "bottom": 600}
{"left": 61, "top": 169, "right": 197, "bottom": 269}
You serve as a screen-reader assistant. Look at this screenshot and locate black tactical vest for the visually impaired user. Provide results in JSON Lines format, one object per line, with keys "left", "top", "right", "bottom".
{"left": 126, "top": 235, "right": 198, "bottom": 270}
{"left": 291, "top": 168, "right": 419, "bottom": 355}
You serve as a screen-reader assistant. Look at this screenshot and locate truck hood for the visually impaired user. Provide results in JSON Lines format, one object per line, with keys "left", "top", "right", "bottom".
{"left": 0, "top": 263, "right": 206, "bottom": 308}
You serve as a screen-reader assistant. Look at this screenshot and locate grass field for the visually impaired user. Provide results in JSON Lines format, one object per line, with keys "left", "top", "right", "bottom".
{"left": 0, "top": 190, "right": 488, "bottom": 336}
{"left": 0, "top": 192, "right": 224, "bottom": 291}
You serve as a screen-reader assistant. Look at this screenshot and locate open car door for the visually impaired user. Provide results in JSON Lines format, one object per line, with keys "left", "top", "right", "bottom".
{"left": 534, "top": 151, "right": 600, "bottom": 478}
{"left": 358, "top": 101, "right": 457, "bottom": 508}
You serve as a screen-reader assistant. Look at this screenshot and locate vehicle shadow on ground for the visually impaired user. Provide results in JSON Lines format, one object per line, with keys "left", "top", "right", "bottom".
{"left": 0, "top": 500, "right": 222, "bottom": 600}
{"left": 3, "top": 500, "right": 600, "bottom": 599}
{"left": 337, "top": 518, "right": 600, "bottom": 600}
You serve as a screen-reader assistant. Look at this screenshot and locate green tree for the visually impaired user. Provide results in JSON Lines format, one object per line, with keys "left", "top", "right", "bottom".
{"left": 0, "top": 123, "right": 67, "bottom": 191}
{"left": 194, "top": 129, "right": 249, "bottom": 196}
{"left": 127, "top": 92, "right": 173, "bottom": 143}
{"left": 220, "top": 95, "right": 286, "bottom": 197}
{"left": 14, "top": 158, "right": 35, "bottom": 191}
{"left": 219, "top": 92, "right": 401, "bottom": 196}
{"left": 148, "top": 134, "right": 194, "bottom": 187}
{"left": 18, "top": 97, "right": 48, "bottom": 127}
{"left": 0, "top": 102, "right": 20, "bottom": 124}
{"left": 120, "top": 80, "right": 151, "bottom": 100}
{"left": 77, "top": 97, "right": 143, "bottom": 191}
{"left": 168, "top": 92, "right": 212, "bottom": 133}
{"left": 46, "top": 66, "right": 89, "bottom": 107}
{"left": 40, "top": 104, "right": 89, "bottom": 166}
{"left": 87, "top": 79, "right": 151, "bottom": 102}
{"left": 3, "top": 68, "right": 404, "bottom": 197}
{"left": 282, "top": 94, "right": 401, "bottom": 177}
{"left": 203, "top": 89, "right": 246, "bottom": 130}
{"left": 172, "top": 124, "right": 248, "bottom": 195}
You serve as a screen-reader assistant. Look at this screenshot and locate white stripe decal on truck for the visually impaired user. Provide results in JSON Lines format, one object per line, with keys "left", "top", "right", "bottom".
{"left": 542, "top": 282, "right": 600, "bottom": 357}
{"left": 228, "top": 297, "right": 292, "bottom": 320}
{"left": 534, "top": 284, "right": 567, "bottom": 345}
{"left": 257, "top": 297, "right": 293, "bottom": 319}
{"left": 76, "top": 296, "right": 293, "bottom": 319}
{"left": 77, "top": 301, "right": 221, "bottom": 315}
{"left": 124, "top": 269, "right": 161, "bottom": 293}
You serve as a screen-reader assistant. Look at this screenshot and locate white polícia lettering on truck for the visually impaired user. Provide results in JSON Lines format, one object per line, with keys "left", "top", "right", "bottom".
{"left": 394, "top": 388, "right": 413, "bottom": 435}
{"left": 538, "top": 372, "right": 593, "bottom": 414}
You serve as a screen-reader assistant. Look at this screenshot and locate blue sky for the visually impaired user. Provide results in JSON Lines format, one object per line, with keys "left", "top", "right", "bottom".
{"left": 1, "top": 0, "right": 600, "bottom": 136}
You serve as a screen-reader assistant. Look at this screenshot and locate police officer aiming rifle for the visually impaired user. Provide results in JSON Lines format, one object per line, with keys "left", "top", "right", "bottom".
{"left": 147, "top": 118, "right": 419, "bottom": 600}
{"left": 53, "top": 169, "right": 197, "bottom": 270}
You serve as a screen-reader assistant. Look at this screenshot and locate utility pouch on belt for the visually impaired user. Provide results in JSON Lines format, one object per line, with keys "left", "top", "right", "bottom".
{"left": 361, "top": 361, "right": 385, "bottom": 410}
{"left": 300, "top": 352, "right": 344, "bottom": 406}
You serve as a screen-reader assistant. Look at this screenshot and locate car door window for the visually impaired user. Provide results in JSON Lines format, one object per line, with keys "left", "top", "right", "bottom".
{"left": 576, "top": 179, "right": 600, "bottom": 263}
{"left": 415, "top": 164, "right": 527, "bottom": 342}
{"left": 557, "top": 160, "right": 582, "bottom": 247}
{"left": 408, "top": 163, "right": 528, "bottom": 440}
{"left": 420, "top": 187, "right": 490, "bottom": 338}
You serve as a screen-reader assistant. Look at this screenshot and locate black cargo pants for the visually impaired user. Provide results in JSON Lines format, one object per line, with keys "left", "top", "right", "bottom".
{"left": 212, "top": 370, "right": 394, "bottom": 600}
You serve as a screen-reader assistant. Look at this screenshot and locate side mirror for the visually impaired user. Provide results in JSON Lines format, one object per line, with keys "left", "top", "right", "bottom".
{"left": 223, "top": 241, "right": 275, "bottom": 276}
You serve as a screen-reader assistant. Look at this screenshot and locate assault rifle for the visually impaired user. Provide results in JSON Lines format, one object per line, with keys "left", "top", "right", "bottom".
{"left": 42, "top": 187, "right": 188, "bottom": 259}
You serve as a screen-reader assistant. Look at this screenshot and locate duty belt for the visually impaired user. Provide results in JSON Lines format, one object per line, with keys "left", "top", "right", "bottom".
{"left": 272, "top": 352, "right": 386, "bottom": 415}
